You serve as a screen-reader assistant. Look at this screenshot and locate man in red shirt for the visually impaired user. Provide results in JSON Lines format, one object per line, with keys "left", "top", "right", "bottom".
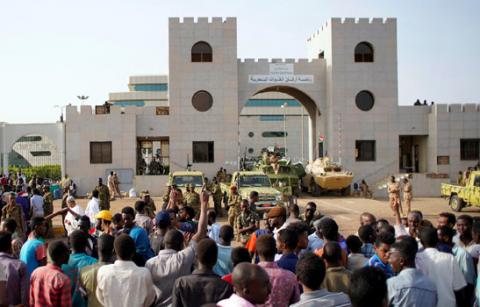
{"left": 29, "top": 240, "right": 72, "bottom": 307}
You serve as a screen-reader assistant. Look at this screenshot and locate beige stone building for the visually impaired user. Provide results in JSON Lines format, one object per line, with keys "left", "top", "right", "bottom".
{"left": 3, "top": 17, "right": 479, "bottom": 196}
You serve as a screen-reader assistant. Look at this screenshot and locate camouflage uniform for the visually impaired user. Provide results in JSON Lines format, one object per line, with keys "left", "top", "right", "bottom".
{"left": 184, "top": 187, "right": 200, "bottom": 214}
{"left": 227, "top": 193, "right": 241, "bottom": 228}
{"left": 211, "top": 183, "right": 223, "bottom": 216}
{"left": 161, "top": 188, "right": 171, "bottom": 210}
{"left": 387, "top": 181, "right": 401, "bottom": 214}
{"left": 96, "top": 184, "right": 110, "bottom": 210}
{"left": 43, "top": 191, "right": 54, "bottom": 238}
{"left": 1, "top": 204, "right": 24, "bottom": 238}
{"left": 403, "top": 181, "right": 413, "bottom": 213}
{"left": 236, "top": 210, "right": 259, "bottom": 245}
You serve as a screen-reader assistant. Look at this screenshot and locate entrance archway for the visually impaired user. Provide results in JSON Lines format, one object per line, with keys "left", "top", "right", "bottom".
{"left": 239, "top": 85, "right": 321, "bottom": 162}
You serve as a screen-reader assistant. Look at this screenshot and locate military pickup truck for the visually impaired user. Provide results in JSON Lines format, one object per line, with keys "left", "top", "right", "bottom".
{"left": 441, "top": 171, "right": 480, "bottom": 212}
{"left": 220, "top": 171, "right": 282, "bottom": 212}
{"left": 254, "top": 164, "right": 301, "bottom": 197}
{"left": 168, "top": 171, "right": 205, "bottom": 193}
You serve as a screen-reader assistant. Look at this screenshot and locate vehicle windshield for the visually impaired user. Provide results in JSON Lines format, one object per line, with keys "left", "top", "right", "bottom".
{"left": 173, "top": 176, "right": 203, "bottom": 187}
{"left": 264, "top": 166, "right": 290, "bottom": 174}
{"left": 324, "top": 167, "right": 342, "bottom": 172}
{"left": 238, "top": 175, "right": 271, "bottom": 187}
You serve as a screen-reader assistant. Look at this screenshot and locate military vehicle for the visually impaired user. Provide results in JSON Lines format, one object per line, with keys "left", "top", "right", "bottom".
{"left": 169, "top": 171, "right": 205, "bottom": 193}
{"left": 441, "top": 171, "right": 480, "bottom": 212}
{"left": 220, "top": 171, "right": 282, "bottom": 212}
{"left": 302, "top": 157, "right": 353, "bottom": 196}
{"left": 254, "top": 162, "right": 302, "bottom": 197}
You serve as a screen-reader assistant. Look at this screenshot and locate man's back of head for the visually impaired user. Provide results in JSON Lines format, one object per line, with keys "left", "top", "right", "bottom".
{"left": 114, "top": 234, "right": 136, "bottom": 261}
{"left": 295, "top": 252, "right": 326, "bottom": 291}
{"left": 255, "top": 234, "right": 276, "bottom": 262}
{"left": 97, "top": 234, "right": 115, "bottom": 262}
{"left": 164, "top": 229, "right": 184, "bottom": 251}
{"left": 48, "top": 240, "right": 70, "bottom": 266}
{"left": 322, "top": 242, "right": 342, "bottom": 267}
{"left": 420, "top": 227, "right": 439, "bottom": 248}
{"left": 232, "top": 263, "right": 271, "bottom": 305}
{"left": 69, "top": 230, "right": 88, "bottom": 254}
{"left": 350, "top": 267, "right": 387, "bottom": 307}
{"left": 196, "top": 238, "right": 217, "bottom": 269}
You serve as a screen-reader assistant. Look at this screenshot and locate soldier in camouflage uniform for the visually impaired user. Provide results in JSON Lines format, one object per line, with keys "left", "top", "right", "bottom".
{"left": 236, "top": 199, "right": 259, "bottom": 245}
{"left": 161, "top": 183, "right": 172, "bottom": 210}
{"left": 183, "top": 184, "right": 200, "bottom": 215}
{"left": 42, "top": 185, "right": 54, "bottom": 238}
{"left": 141, "top": 191, "right": 157, "bottom": 218}
{"left": 227, "top": 185, "right": 241, "bottom": 227}
{"left": 1, "top": 192, "right": 24, "bottom": 238}
{"left": 95, "top": 178, "right": 110, "bottom": 210}
{"left": 211, "top": 177, "right": 224, "bottom": 217}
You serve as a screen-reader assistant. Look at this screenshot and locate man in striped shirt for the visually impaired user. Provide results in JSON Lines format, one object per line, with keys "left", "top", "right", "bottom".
{"left": 29, "top": 240, "right": 72, "bottom": 307}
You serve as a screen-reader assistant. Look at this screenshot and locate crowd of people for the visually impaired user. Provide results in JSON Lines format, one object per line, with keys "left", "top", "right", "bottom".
{"left": 2, "top": 170, "right": 480, "bottom": 307}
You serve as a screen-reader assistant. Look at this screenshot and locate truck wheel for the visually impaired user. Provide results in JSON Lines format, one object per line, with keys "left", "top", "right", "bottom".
{"left": 312, "top": 183, "right": 321, "bottom": 196}
{"left": 449, "top": 195, "right": 464, "bottom": 212}
{"left": 341, "top": 186, "right": 351, "bottom": 196}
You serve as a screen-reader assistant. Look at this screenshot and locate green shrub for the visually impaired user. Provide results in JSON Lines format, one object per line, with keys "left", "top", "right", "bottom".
{"left": 2, "top": 165, "right": 61, "bottom": 181}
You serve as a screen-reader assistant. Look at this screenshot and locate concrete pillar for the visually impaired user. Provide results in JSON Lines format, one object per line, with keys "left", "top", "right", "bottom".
{"left": 59, "top": 122, "right": 66, "bottom": 178}
{"left": 308, "top": 116, "right": 317, "bottom": 161}
{"left": 2, "top": 152, "right": 8, "bottom": 176}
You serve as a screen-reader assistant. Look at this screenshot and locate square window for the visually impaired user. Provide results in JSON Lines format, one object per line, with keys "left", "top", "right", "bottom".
{"left": 90, "top": 142, "right": 112, "bottom": 164}
{"left": 193, "top": 142, "right": 214, "bottom": 163}
{"left": 355, "top": 140, "right": 376, "bottom": 161}
{"left": 460, "top": 139, "right": 479, "bottom": 160}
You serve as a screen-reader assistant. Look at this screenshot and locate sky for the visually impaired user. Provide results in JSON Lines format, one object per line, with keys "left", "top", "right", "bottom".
{"left": 1, "top": 0, "right": 479, "bottom": 123}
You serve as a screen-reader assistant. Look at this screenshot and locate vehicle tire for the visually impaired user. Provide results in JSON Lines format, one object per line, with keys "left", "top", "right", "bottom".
{"left": 341, "top": 186, "right": 351, "bottom": 196}
{"left": 449, "top": 195, "right": 464, "bottom": 212}
{"left": 312, "top": 183, "right": 321, "bottom": 196}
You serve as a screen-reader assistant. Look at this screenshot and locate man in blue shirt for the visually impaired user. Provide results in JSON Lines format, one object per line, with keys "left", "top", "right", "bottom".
{"left": 19, "top": 217, "right": 47, "bottom": 279}
{"left": 275, "top": 228, "right": 298, "bottom": 273}
{"left": 121, "top": 206, "right": 154, "bottom": 265}
{"left": 62, "top": 230, "right": 98, "bottom": 307}
{"left": 387, "top": 236, "right": 437, "bottom": 307}
{"left": 367, "top": 231, "right": 395, "bottom": 278}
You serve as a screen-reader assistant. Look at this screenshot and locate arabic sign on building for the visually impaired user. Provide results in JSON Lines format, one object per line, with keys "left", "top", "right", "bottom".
{"left": 269, "top": 63, "right": 294, "bottom": 75}
{"left": 249, "top": 63, "right": 313, "bottom": 84}
{"left": 248, "top": 74, "right": 314, "bottom": 84}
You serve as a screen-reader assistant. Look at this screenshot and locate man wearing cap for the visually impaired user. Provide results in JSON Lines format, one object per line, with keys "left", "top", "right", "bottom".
{"left": 149, "top": 211, "right": 171, "bottom": 255}
{"left": 141, "top": 191, "right": 156, "bottom": 219}
{"left": 95, "top": 210, "right": 113, "bottom": 236}
{"left": 95, "top": 178, "right": 110, "bottom": 211}
{"left": 267, "top": 206, "right": 288, "bottom": 241}
{"left": 227, "top": 186, "right": 241, "bottom": 228}
{"left": 1, "top": 192, "right": 24, "bottom": 238}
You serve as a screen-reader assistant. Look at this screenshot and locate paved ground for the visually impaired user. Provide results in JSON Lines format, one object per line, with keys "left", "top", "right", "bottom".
{"left": 52, "top": 194, "right": 480, "bottom": 237}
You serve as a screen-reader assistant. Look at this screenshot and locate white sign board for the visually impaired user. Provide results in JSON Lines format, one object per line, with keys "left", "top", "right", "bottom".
{"left": 248, "top": 75, "right": 314, "bottom": 84}
{"left": 269, "top": 63, "right": 294, "bottom": 75}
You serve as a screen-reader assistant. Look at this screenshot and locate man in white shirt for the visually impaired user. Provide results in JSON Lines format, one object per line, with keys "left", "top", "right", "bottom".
{"left": 416, "top": 227, "right": 467, "bottom": 307}
{"left": 64, "top": 196, "right": 85, "bottom": 235}
{"left": 96, "top": 234, "right": 157, "bottom": 307}
{"left": 145, "top": 190, "right": 209, "bottom": 306}
{"left": 30, "top": 188, "right": 44, "bottom": 218}
{"left": 85, "top": 190, "right": 100, "bottom": 225}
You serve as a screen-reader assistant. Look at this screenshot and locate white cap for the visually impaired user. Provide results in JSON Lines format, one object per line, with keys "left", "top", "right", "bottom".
{"left": 66, "top": 195, "right": 75, "bottom": 203}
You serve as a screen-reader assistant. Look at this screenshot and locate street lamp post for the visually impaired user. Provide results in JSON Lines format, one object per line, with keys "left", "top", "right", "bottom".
{"left": 281, "top": 102, "right": 288, "bottom": 157}
{"left": 53, "top": 104, "right": 67, "bottom": 122}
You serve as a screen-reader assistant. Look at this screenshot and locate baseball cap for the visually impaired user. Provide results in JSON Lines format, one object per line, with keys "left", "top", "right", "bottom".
{"left": 267, "top": 206, "right": 287, "bottom": 219}
{"left": 155, "top": 211, "right": 171, "bottom": 227}
{"left": 95, "top": 210, "right": 113, "bottom": 222}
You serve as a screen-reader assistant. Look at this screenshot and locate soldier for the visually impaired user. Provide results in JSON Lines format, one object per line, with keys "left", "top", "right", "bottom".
{"left": 184, "top": 184, "right": 200, "bottom": 215}
{"left": 1, "top": 192, "right": 24, "bottom": 238}
{"left": 162, "top": 183, "right": 172, "bottom": 210}
{"left": 227, "top": 185, "right": 241, "bottom": 228}
{"left": 360, "top": 179, "right": 373, "bottom": 198}
{"left": 211, "top": 177, "right": 223, "bottom": 216}
{"left": 95, "top": 178, "right": 110, "bottom": 210}
{"left": 141, "top": 191, "right": 157, "bottom": 218}
{"left": 42, "top": 185, "right": 54, "bottom": 238}
{"left": 387, "top": 176, "right": 401, "bottom": 216}
{"left": 237, "top": 199, "right": 260, "bottom": 245}
{"left": 402, "top": 178, "right": 413, "bottom": 214}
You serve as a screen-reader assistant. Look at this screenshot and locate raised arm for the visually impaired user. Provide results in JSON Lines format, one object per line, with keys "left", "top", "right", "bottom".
{"left": 44, "top": 207, "right": 69, "bottom": 220}
{"left": 192, "top": 190, "right": 209, "bottom": 242}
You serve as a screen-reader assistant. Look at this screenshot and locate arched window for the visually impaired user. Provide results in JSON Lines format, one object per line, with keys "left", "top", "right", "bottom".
{"left": 191, "top": 41, "right": 212, "bottom": 62}
{"left": 354, "top": 42, "right": 374, "bottom": 62}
